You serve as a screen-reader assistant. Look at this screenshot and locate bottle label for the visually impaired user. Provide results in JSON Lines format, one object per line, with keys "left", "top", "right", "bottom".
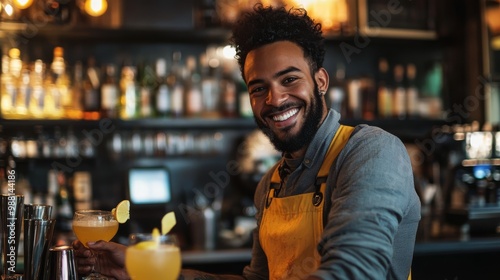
{"left": 156, "top": 84, "right": 170, "bottom": 113}
{"left": 3, "top": 84, "right": 16, "bottom": 112}
{"left": 84, "top": 88, "right": 99, "bottom": 111}
{"left": 140, "top": 87, "right": 153, "bottom": 117}
{"left": 32, "top": 86, "right": 44, "bottom": 112}
{"left": 377, "top": 87, "right": 392, "bottom": 118}
{"left": 16, "top": 85, "right": 29, "bottom": 113}
{"left": 51, "top": 87, "right": 62, "bottom": 110}
{"left": 239, "top": 92, "right": 253, "bottom": 118}
{"left": 201, "top": 80, "right": 218, "bottom": 112}
{"left": 186, "top": 88, "right": 203, "bottom": 115}
{"left": 406, "top": 87, "right": 419, "bottom": 116}
{"left": 123, "top": 84, "right": 137, "bottom": 118}
{"left": 393, "top": 87, "right": 406, "bottom": 118}
{"left": 101, "top": 84, "right": 118, "bottom": 109}
{"left": 223, "top": 82, "right": 236, "bottom": 115}
{"left": 171, "top": 85, "right": 184, "bottom": 116}
{"left": 328, "top": 87, "right": 345, "bottom": 113}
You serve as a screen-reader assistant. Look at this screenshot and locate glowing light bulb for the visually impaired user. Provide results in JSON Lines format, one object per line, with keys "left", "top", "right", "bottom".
{"left": 84, "top": 0, "right": 108, "bottom": 17}
{"left": 222, "top": 45, "right": 236, "bottom": 59}
{"left": 4, "top": 3, "right": 14, "bottom": 16}
{"left": 13, "top": 0, "right": 34, "bottom": 9}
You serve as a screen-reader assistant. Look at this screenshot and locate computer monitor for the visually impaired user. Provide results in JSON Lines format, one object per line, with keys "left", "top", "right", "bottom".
{"left": 127, "top": 167, "right": 171, "bottom": 206}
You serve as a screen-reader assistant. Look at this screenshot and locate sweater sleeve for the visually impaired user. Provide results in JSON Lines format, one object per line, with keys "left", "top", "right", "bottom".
{"left": 313, "top": 126, "right": 419, "bottom": 280}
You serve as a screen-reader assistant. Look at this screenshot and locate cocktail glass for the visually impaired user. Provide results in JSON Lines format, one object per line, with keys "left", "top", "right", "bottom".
{"left": 125, "top": 233, "right": 181, "bottom": 280}
{"left": 72, "top": 210, "right": 119, "bottom": 280}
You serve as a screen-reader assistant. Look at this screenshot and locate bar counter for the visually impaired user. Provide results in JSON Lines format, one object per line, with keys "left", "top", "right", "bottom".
{"left": 181, "top": 237, "right": 500, "bottom": 280}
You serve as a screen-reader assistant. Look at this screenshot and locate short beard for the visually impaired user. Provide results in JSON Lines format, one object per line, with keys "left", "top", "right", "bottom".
{"left": 255, "top": 85, "right": 324, "bottom": 153}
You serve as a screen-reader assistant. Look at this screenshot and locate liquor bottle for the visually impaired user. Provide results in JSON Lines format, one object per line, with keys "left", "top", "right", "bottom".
{"left": 55, "top": 171, "right": 73, "bottom": 233}
{"left": 45, "top": 46, "right": 69, "bottom": 119}
{"left": 155, "top": 58, "right": 171, "bottom": 118}
{"left": 100, "top": 64, "right": 119, "bottom": 119}
{"left": 0, "top": 161, "right": 6, "bottom": 195}
{"left": 7, "top": 48, "right": 23, "bottom": 119}
{"left": 82, "top": 57, "right": 101, "bottom": 120}
{"left": 328, "top": 63, "right": 348, "bottom": 116}
{"left": 138, "top": 60, "right": 156, "bottom": 118}
{"left": 119, "top": 66, "right": 139, "bottom": 119}
{"left": 15, "top": 66, "right": 30, "bottom": 119}
{"left": 346, "top": 78, "right": 362, "bottom": 119}
{"left": 237, "top": 75, "right": 252, "bottom": 118}
{"left": 1, "top": 52, "right": 15, "bottom": 119}
{"left": 69, "top": 61, "right": 84, "bottom": 120}
{"left": 360, "top": 76, "right": 376, "bottom": 120}
{"left": 65, "top": 127, "right": 79, "bottom": 158}
{"left": 392, "top": 64, "right": 406, "bottom": 119}
{"left": 406, "top": 63, "right": 419, "bottom": 118}
{"left": 184, "top": 55, "right": 203, "bottom": 117}
{"left": 220, "top": 67, "right": 237, "bottom": 118}
{"left": 72, "top": 171, "right": 92, "bottom": 211}
{"left": 200, "top": 53, "right": 220, "bottom": 118}
{"left": 169, "top": 52, "right": 185, "bottom": 118}
{"left": 53, "top": 126, "right": 66, "bottom": 158}
{"left": 28, "top": 60, "right": 46, "bottom": 119}
{"left": 376, "top": 58, "right": 393, "bottom": 119}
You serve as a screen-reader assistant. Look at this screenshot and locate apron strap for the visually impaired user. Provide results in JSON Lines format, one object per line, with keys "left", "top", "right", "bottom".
{"left": 317, "top": 125, "right": 355, "bottom": 179}
{"left": 312, "top": 125, "right": 354, "bottom": 206}
{"left": 267, "top": 125, "right": 355, "bottom": 207}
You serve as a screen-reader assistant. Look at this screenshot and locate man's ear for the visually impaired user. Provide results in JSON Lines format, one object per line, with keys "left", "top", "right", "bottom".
{"left": 315, "top": 68, "right": 329, "bottom": 93}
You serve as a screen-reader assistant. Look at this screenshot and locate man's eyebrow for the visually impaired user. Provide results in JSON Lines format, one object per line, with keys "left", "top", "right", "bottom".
{"left": 247, "top": 66, "right": 302, "bottom": 88}
{"left": 274, "top": 66, "right": 301, "bottom": 79}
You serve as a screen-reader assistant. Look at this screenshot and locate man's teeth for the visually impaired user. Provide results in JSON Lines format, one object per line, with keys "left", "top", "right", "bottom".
{"left": 272, "top": 108, "right": 299, "bottom": 122}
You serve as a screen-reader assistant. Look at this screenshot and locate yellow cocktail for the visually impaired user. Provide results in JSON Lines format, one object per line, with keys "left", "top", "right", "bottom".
{"left": 125, "top": 234, "right": 181, "bottom": 280}
{"left": 72, "top": 219, "right": 119, "bottom": 246}
{"left": 72, "top": 210, "right": 119, "bottom": 280}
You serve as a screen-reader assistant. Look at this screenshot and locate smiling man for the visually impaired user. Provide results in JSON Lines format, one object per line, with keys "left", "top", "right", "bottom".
{"left": 231, "top": 4, "right": 421, "bottom": 280}
{"left": 73, "top": 4, "right": 420, "bottom": 280}
{"left": 244, "top": 40, "right": 327, "bottom": 157}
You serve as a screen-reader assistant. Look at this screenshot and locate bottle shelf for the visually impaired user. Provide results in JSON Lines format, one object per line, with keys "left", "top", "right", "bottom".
{"left": 0, "top": 22, "right": 232, "bottom": 44}
{"left": 0, "top": 22, "right": 439, "bottom": 45}
{"left": 0, "top": 117, "right": 257, "bottom": 130}
{"left": 0, "top": 117, "right": 447, "bottom": 140}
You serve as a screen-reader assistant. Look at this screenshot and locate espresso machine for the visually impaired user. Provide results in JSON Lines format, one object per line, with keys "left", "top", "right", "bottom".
{"left": 447, "top": 129, "right": 500, "bottom": 234}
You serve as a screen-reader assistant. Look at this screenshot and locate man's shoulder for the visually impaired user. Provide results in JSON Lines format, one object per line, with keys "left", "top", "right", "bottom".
{"left": 349, "top": 124, "right": 402, "bottom": 144}
{"left": 343, "top": 124, "right": 408, "bottom": 160}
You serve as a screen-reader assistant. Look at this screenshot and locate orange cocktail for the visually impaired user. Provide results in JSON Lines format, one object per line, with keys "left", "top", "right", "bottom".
{"left": 72, "top": 219, "right": 119, "bottom": 246}
{"left": 72, "top": 210, "right": 119, "bottom": 280}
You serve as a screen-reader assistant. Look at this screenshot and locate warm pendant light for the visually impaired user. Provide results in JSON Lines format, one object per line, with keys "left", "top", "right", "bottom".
{"left": 288, "top": 0, "right": 349, "bottom": 32}
{"left": 84, "top": 0, "right": 108, "bottom": 17}
{"left": 12, "top": 0, "right": 33, "bottom": 9}
{"left": 3, "top": 3, "right": 14, "bottom": 16}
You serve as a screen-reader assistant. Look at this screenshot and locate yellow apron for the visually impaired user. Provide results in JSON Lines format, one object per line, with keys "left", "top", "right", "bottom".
{"left": 260, "top": 124, "right": 412, "bottom": 280}
{"left": 260, "top": 125, "right": 354, "bottom": 280}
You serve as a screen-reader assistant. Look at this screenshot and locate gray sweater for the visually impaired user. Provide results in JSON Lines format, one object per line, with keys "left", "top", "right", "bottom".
{"left": 243, "top": 109, "right": 421, "bottom": 280}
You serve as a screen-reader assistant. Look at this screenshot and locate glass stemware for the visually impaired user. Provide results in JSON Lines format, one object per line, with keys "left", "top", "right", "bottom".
{"left": 72, "top": 210, "right": 119, "bottom": 280}
{"left": 125, "top": 233, "right": 181, "bottom": 280}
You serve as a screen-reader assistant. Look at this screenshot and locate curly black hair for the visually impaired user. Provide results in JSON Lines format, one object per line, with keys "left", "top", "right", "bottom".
{"left": 230, "top": 4, "right": 325, "bottom": 80}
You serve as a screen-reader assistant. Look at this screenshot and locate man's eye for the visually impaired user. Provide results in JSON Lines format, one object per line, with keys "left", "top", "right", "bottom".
{"left": 283, "top": 77, "right": 297, "bottom": 84}
{"left": 250, "top": 87, "right": 265, "bottom": 94}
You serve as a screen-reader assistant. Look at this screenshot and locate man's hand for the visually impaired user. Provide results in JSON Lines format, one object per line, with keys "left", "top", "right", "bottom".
{"left": 72, "top": 239, "right": 130, "bottom": 280}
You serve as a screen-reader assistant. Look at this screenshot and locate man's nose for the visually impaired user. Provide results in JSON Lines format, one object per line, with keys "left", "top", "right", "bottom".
{"left": 265, "top": 88, "right": 287, "bottom": 106}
